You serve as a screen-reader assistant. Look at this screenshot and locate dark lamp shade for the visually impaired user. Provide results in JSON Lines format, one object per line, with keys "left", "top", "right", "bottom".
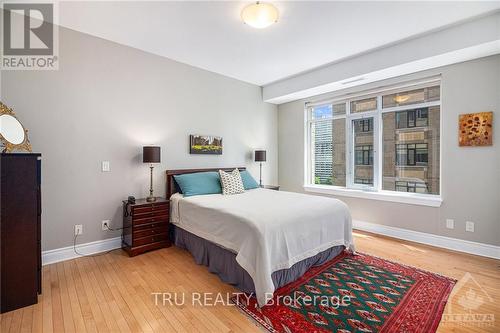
{"left": 143, "top": 146, "right": 161, "bottom": 163}
{"left": 254, "top": 150, "right": 266, "bottom": 162}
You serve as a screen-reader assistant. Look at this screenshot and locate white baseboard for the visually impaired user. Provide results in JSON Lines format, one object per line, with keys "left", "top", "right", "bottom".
{"left": 42, "top": 237, "right": 122, "bottom": 266}
{"left": 41, "top": 222, "right": 500, "bottom": 266}
{"left": 353, "top": 220, "right": 500, "bottom": 260}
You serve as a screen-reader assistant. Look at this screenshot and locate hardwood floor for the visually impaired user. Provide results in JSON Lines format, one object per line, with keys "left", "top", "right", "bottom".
{"left": 1, "top": 230, "right": 499, "bottom": 332}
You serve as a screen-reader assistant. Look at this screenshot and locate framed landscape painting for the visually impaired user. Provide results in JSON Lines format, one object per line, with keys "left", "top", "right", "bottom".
{"left": 190, "top": 135, "right": 223, "bottom": 155}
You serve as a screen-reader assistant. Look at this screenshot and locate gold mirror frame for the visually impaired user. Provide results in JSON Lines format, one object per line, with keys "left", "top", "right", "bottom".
{"left": 0, "top": 102, "right": 32, "bottom": 153}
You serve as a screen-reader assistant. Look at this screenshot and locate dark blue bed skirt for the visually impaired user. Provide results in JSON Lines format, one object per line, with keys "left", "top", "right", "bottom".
{"left": 171, "top": 224, "right": 345, "bottom": 294}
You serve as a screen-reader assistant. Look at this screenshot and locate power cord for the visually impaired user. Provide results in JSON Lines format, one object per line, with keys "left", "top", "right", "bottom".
{"left": 103, "top": 224, "right": 130, "bottom": 232}
{"left": 72, "top": 223, "right": 131, "bottom": 258}
{"left": 73, "top": 234, "right": 121, "bottom": 257}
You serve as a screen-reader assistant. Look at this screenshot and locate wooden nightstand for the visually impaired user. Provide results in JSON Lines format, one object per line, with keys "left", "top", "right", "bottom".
{"left": 261, "top": 185, "right": 280, "bottom": 191}
{"left": 122, "top": 198, "right": 171, "bottom": 256}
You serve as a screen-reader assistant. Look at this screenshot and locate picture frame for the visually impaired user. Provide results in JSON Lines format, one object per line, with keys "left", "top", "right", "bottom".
{"left": 189, "top": 135, "right": 223, "bottom": 155}
{"left": 459, "top": 112, "right": 493, "bottom": 147}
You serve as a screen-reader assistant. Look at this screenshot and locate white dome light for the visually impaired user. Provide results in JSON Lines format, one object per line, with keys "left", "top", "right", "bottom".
{"left": 241, "top": 2, "right": 279, "bottom": 29}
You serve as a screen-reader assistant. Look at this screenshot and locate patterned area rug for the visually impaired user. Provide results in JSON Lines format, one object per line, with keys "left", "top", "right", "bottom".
{"left": 232, "top": 251, "right": 456, "bottom": 333}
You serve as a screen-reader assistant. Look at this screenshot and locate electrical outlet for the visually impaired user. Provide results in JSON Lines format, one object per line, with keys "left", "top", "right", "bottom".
{"left": 102, "top": 220, "right": 110, "bottom": 231}
{"left": 102, "top": 161, "right": 110, "bottom": 172}
{"left": 446, "top": 219, "right": 454, "bottom": 229}
{"left": 466, "top": 221, "right": 475, "bottom": 232}
{"left": 74, "top": 224, "right": 83, "bottom": 236}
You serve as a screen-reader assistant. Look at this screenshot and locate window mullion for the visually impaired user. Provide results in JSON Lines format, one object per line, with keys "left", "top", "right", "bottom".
{"left": 375, "top": 95, "right": 382, "bottom": 192}
{"left": 346, "top": 102, "right": 353, "bottom": 188}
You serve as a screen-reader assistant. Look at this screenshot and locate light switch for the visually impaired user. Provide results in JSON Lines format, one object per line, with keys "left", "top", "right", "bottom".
{"left": 102, "top": 161, "right": 110, "bottom": 172}
{"left": 466, "top": 221, "right": 475, "bottom": 233}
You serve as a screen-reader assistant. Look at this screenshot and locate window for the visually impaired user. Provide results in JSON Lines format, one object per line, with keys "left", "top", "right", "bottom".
{"left": 355, "top": 119, "right": 373, "bottom": 132}
{"left": 352, "top": 117, "right": 375, "bottom": 187}
{"left": 396, "top": 143, "right": 428, "bottom": 166}
{"left": 310, "top": 103, "right": 346, "bottom": 186}
{"left": 382, "top": 86, "right": 440, "bottom": 108}
{"left": 355, "top": 145, "right": 373, "bottom": 165}
{"left": 383, "top": 103, "right": 439, "bottom": 195}
{"left": 395, "top": 181, "right": 428, "bottom": 194}
{"left": 396, "top": 108, "right": 429, "bottom": 129}
{"left": 350, "top": 97, "right": 377, "bottom": 113}
{"left": 355, "top": 178, "right": 373, "bottom": 185}
{"left": 307, "top": 81, "right": 440, "bottom": 198}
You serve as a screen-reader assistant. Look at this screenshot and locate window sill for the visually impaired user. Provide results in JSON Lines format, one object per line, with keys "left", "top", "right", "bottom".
{"left": 303, "top": 185, "right": 442, "bottom": 207}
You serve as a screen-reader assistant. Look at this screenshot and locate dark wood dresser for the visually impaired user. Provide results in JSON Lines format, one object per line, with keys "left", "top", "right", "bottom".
{"left": 122, "top": 198, "right": 170, "bottom": 256}
{"left": 0, "top": 153, "right": 42, "bottom": 313}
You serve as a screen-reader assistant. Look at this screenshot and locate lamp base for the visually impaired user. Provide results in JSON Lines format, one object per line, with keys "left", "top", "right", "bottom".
{"left": 146, "top": 196, "right": 156, "bottom": 202}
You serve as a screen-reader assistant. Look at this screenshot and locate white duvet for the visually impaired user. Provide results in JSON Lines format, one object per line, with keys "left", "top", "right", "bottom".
{"left": 170, "top": 188, "right": 354, "bottom": 306}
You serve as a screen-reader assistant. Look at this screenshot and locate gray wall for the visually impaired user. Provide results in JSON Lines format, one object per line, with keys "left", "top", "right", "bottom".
{"left": 1, "top": 27, "right": 278, "bottom": 251}
{"left": 278, "top": 55, "right": 500, "bottom": 246}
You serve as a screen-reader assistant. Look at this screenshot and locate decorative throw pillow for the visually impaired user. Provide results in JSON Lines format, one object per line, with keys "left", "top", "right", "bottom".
{"left": 173, "top": 172, "right": 222, "bottom": 197}
{"left": 240, "top": 170, "right": 259, "bottom": 190}
{"left": 219, "top": 169, "right": 245, "bottom": 195}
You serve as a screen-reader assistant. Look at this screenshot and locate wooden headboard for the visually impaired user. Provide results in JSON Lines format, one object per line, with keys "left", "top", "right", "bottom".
{"left": 166, "top": 167, "right": 246, "bottom": 199}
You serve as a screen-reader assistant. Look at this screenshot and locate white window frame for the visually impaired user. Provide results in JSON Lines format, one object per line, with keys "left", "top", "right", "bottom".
{"left": 304, "top": 77, "right": 443, "bottom": 207}
{"left": 347, "top": 105, "right": 379, "bottom": 191}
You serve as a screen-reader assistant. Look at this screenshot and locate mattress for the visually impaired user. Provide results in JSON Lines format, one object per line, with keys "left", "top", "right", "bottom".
{"left": 170, "top": 188, "right": 354, "bottom": 306}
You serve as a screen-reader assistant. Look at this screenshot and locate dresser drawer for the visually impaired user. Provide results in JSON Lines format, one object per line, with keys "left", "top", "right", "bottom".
{"left": 134, "top": 221, "right": 168, "bottom": 231}
{"left": 133, "top": 214, "right": 168, "bottom": 226}
{"left": 133, "top": 225, "right": 168, "bottom": 239}
{"left": 133, "top": 233, "right": 168, "bottom": 247}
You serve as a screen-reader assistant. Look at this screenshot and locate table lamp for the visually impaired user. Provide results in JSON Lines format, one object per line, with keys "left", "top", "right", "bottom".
{"left": 143, "top": 146, "right": 161, "bottom": 202}
{"left": 254, "top": 150, "right": 266, "bottom": 187}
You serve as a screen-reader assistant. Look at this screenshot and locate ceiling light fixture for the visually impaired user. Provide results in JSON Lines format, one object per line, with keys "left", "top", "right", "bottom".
{"left": 241, "top": 2, "right": 279, "bottom": 29}
{"left": 394, "top": 95, "right": 410, "bottom": 103}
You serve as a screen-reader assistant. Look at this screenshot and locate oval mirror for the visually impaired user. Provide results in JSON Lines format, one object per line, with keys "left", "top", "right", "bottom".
{"left": 0, "top": 114, "right": 26, "bottom": 144}
{"left": 0, "top": 102, "right": 32, "bottom": 153}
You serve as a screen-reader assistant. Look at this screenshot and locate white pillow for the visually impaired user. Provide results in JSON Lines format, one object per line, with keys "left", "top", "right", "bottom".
{"left": 219, "top": 169, "right": 245, "bottom": 195}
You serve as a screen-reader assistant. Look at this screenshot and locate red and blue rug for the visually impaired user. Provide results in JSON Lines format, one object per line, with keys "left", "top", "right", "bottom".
{"left": 232, "top": 251, "right": 456, "bottom": 333}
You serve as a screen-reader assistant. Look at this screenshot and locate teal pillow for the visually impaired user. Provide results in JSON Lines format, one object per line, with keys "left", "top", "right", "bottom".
{"left": 174, "top": 172, "right": 222, "bottom": 197}
{"left": 240, "top": 170, "right": 259, "bottom": 190}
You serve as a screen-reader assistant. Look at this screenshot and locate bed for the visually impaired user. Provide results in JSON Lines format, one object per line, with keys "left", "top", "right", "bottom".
{"left": 166, "top": 167, "right": 354, "bottom": 306}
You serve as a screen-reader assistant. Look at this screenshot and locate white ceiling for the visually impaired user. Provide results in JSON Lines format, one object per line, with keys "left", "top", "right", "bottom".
{"left": 58, "top": 1, "right": 500, "bottom": 86}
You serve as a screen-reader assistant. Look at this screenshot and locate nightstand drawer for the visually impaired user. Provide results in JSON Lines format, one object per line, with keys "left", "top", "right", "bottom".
{"left": 132, "top": 209, "right": 168, "bottom": 219}
{"left": 133, "top": 225, "right": 168, "bottom": 238}
{"left": 153, "top": 202, "right": 169, "bottom": 210}
{"left": 134, "top": 221, "right": 168, "bottom": 231}
{"left": 133, "top": 233, "right": 168, "bottom": 247}
{"left": 133, "top": 205, "right": 154, "bottom": 215}
{"left": 133, "top": 205, "right": 168, "bottom": 216}
{"left": 133, "top": 214, "right": 168, "bottom": 225}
